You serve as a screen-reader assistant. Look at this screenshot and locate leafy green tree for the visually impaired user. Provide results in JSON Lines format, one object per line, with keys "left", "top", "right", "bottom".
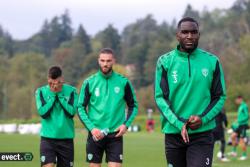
{"left": 0, "top": 56, "right": 9, "bottom": 118}
{"left": 7, "top": 53, "right": 48, "bottom": 119}
{"left": 52, "top": 40, "right": 93, "bottom": 86}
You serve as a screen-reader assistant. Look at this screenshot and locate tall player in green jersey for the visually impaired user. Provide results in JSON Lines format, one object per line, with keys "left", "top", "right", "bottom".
{"left": 78, "top": 48, "right": 138, "bottom": 167}
{"left": 35, "top": 66, "right": 78, "bottom": 167}
{"left": 154, "top": 17, "right": 226, "bottom": 167}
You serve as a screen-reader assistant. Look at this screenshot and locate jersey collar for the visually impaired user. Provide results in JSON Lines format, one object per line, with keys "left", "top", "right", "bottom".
{"left": 98, "top": 70, "right": 114, "bottom": 79}
{"left": 175, "top": 45, "right": 199, "bottom": 58}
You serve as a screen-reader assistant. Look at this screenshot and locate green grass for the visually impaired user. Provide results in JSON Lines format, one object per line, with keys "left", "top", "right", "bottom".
{"left": 0, "top": 130, "right": 250, "bottom": 167}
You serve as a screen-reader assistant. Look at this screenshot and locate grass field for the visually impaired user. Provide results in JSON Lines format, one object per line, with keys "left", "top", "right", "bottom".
{"left": 0, "top": 130, "right": 250, "bottom": 167}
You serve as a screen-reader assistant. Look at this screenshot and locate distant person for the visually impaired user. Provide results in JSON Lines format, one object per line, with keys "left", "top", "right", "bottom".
{"left": 78, "top": 48, "right": 138, "bottom": 167}
{"left": 228, "top": 95, "right": 249, "bottom": 160}
{"left": 154, "top": 17, "right": 226, "bottom": 167}
{"left": 35, "top": 66, "right": 78, "bottom": 167}
{"left": 213, "top": 108, "right": 229, "bottom": 162}
{"left": 146, "top": 108, "right": 155, "bottom": 133}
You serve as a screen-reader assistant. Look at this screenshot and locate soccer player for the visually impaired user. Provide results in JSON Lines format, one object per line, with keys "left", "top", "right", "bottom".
{"left": 154, "top": 17, "right": 226, "bottom": 167}
{"left": 213, "top": 108, "right": 229, "bottom": 162}
{"left": 229, "top": 95, "right": 249, "bottom": 160}
{"left": 35, "top": 66, "right": 78, "bottom": 167}
{"left": 78, "top": 48, "right": 138, "bottom": 167}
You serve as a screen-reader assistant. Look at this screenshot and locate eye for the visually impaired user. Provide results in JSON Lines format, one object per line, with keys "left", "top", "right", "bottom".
{"left": 181, "top": 30, "right": 198, "bottom": 35}
{"left": 191, "top": 30, "right": 198, "bottom": 34}
{"left": 181, "top": 30, "right": 189, "bottom": 34}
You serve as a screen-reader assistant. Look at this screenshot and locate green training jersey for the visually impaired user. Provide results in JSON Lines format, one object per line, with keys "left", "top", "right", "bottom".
{"left": 35, "top": 84, "right": 78, "bottom": 139}
{"left": 78, "top": 70, "right": 138, "bottom": 132}
{"left": 154, "top": 46, "right": 226, "bottom": 134}
{"left": 237, "top": 101, "right": 249, "bottom": 126}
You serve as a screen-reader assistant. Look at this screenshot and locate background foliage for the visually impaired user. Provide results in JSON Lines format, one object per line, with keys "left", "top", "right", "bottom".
{"left": 0, "top": 0, "right": 250, "bottom": 120}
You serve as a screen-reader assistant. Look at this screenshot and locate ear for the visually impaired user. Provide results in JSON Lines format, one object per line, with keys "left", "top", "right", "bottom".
{"left": 176, "top": 32, "right": 180, "bottom": 42}
{"left": 60, "top": 76, "right": 64, "bottom": 83}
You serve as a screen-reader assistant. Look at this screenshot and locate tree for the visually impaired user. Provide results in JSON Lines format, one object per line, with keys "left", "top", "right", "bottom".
{"left": 95, "top": 24, "right": 121, "bottom": 61}
{"left": 60, "top": 9, "right": 73, "bottom": 42}
{"left": 0, "top": 25, "right": 14, "bottom": 57}
{"left": 50, "top": 16, "right": 62, "bottom": 49}
{"left": 182, "top": 4, "right": 200, "bottom": 20}
{"left": 75, "top": 24, "right": 92, "bottom": 54}
{"left": 52, "top": 41, "right": 92, "bottom": 86}
{"left": 0, "top": 57, "right": 9, "bottom": 118}
{"left": 7, "top": 53, "right": 48, "bottom": 119}
{"left": 40, "top": 19, "right": 51, "bottom": 56}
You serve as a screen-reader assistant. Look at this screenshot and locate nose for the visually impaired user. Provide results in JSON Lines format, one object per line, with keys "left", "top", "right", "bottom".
{"left": 187, "top": 32, "right": 193, "bottom": 38}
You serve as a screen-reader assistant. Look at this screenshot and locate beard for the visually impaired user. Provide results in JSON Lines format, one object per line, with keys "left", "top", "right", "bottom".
{"left": 100, "top": 66, "right": 112, "bottom": 75}
{"left": 179, "top": 41, "right": 198, "bottom": 53}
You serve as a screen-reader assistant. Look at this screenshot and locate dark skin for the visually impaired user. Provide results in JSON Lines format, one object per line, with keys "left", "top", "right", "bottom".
{"left": 177, "top": 21, "right": 202, "bottom": 143}
{"left": 176, "top": 21, "right": 200, "bottom": 53}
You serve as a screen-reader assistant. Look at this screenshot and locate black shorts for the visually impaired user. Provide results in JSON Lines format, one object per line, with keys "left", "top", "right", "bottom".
{"left": 86, "top": 132, "right": 123, "bottom": 163}
{"left": 165, "top": 131, "right": 214, "bottom": 167}
{"left": 212, "top": 129, "right": 225, "bottom": 141}
{"left": 40, "top": 137, "right": 74, "bottom": 167}
{"left": 234, "top": 125, "right": 248, "bottom": 138}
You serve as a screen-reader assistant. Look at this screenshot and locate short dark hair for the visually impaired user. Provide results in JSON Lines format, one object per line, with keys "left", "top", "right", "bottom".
{"left": 99, "top": 48, "right": 114, "bottom": 55}
{"left": 237, "top": 95, "right": 243, "bottom": 99}
{"left": 48, "top": 66, "right": 62, "bottom": 79}
{"left": 177, "top": 17, "right": 199, "bottom": 29}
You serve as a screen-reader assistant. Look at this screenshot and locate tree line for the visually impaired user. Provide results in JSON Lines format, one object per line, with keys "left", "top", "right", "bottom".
{"left": 0, "top": 0, "right": 250, "bottom": 120}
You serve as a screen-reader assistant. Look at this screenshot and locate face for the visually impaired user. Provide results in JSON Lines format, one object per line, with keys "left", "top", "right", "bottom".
{"left": 176, "top": 21, "right": 200, "bottom": 53}
{"left": 98, "top": 53, "right": 114, "bottom": 74}
{"left": 48, "top": 76, "right": 64, "bottom": 92}
{"left": 235, "top": 97, "right": 242, "bottom": 105}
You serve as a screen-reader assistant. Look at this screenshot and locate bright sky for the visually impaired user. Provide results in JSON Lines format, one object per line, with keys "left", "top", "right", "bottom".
{"left": 0, "top": 0, "right": 236, "bottom": 40}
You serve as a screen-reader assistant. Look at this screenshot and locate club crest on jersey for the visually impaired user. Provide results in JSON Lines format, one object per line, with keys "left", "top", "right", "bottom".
{"left": 88, "top": 154, "right": 93, "bottom": 160}
{"left": 168, "top": 163, "right": 173, "bottom": 167}
{"left": 114, "top": 87, "right": 120, "bottom": 93}
{"left": 95, "top": 88, "right": 100, "bottom": 97}
{"left": 172, "top": 70, "right": 178, "bottom": 83}
{"left": 202, "top": 68, "right": 209, "bottom": 77}
{"left": 41, "top": 155, "right": 45, "bottom": 162}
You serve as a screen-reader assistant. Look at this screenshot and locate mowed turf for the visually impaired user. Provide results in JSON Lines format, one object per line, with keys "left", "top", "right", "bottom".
{"left": 0, "top": 131, "right": 250, "bottom": 167}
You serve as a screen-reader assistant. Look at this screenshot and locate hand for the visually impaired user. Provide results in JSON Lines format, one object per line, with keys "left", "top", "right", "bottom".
{"left": 115, "top": 124, "right": 127, "bottom": 137}
{"left": 48, "top": 78, "right": 64, "bottom": 92}
{"left": 181, "top": 122, "right": 189, "bottom": 143}
{"left": 91, "top": 128, "right": 104, "bottom": 141}
{"left": 187, "top": 115, "right": 202, "bottom": 130}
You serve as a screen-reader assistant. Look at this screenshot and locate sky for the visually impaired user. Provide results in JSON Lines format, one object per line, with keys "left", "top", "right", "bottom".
{"left": 0, "top": 0, "right": 236, "bottom": 40}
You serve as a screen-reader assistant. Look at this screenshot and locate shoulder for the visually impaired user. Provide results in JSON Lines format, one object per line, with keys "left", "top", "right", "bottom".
{"left": 113, "top": 72, "right": 129, "bottom": 82}
{"left": 242, "top": 102, "right": 248, "bottom": 108}
{"left": 36, "top": 85, "right": 48, "bottom": 93}
{"left": 83, "top": 72, "right": 99, "bottom": 83}
{"left": 63, "top": 84, "right": 77, "bottom": 92}
{"left": 157, "top": 50, "right": 175, "bottom": 66}
{"left": 197, "top": 48, "right": 219, "bottom": 62}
